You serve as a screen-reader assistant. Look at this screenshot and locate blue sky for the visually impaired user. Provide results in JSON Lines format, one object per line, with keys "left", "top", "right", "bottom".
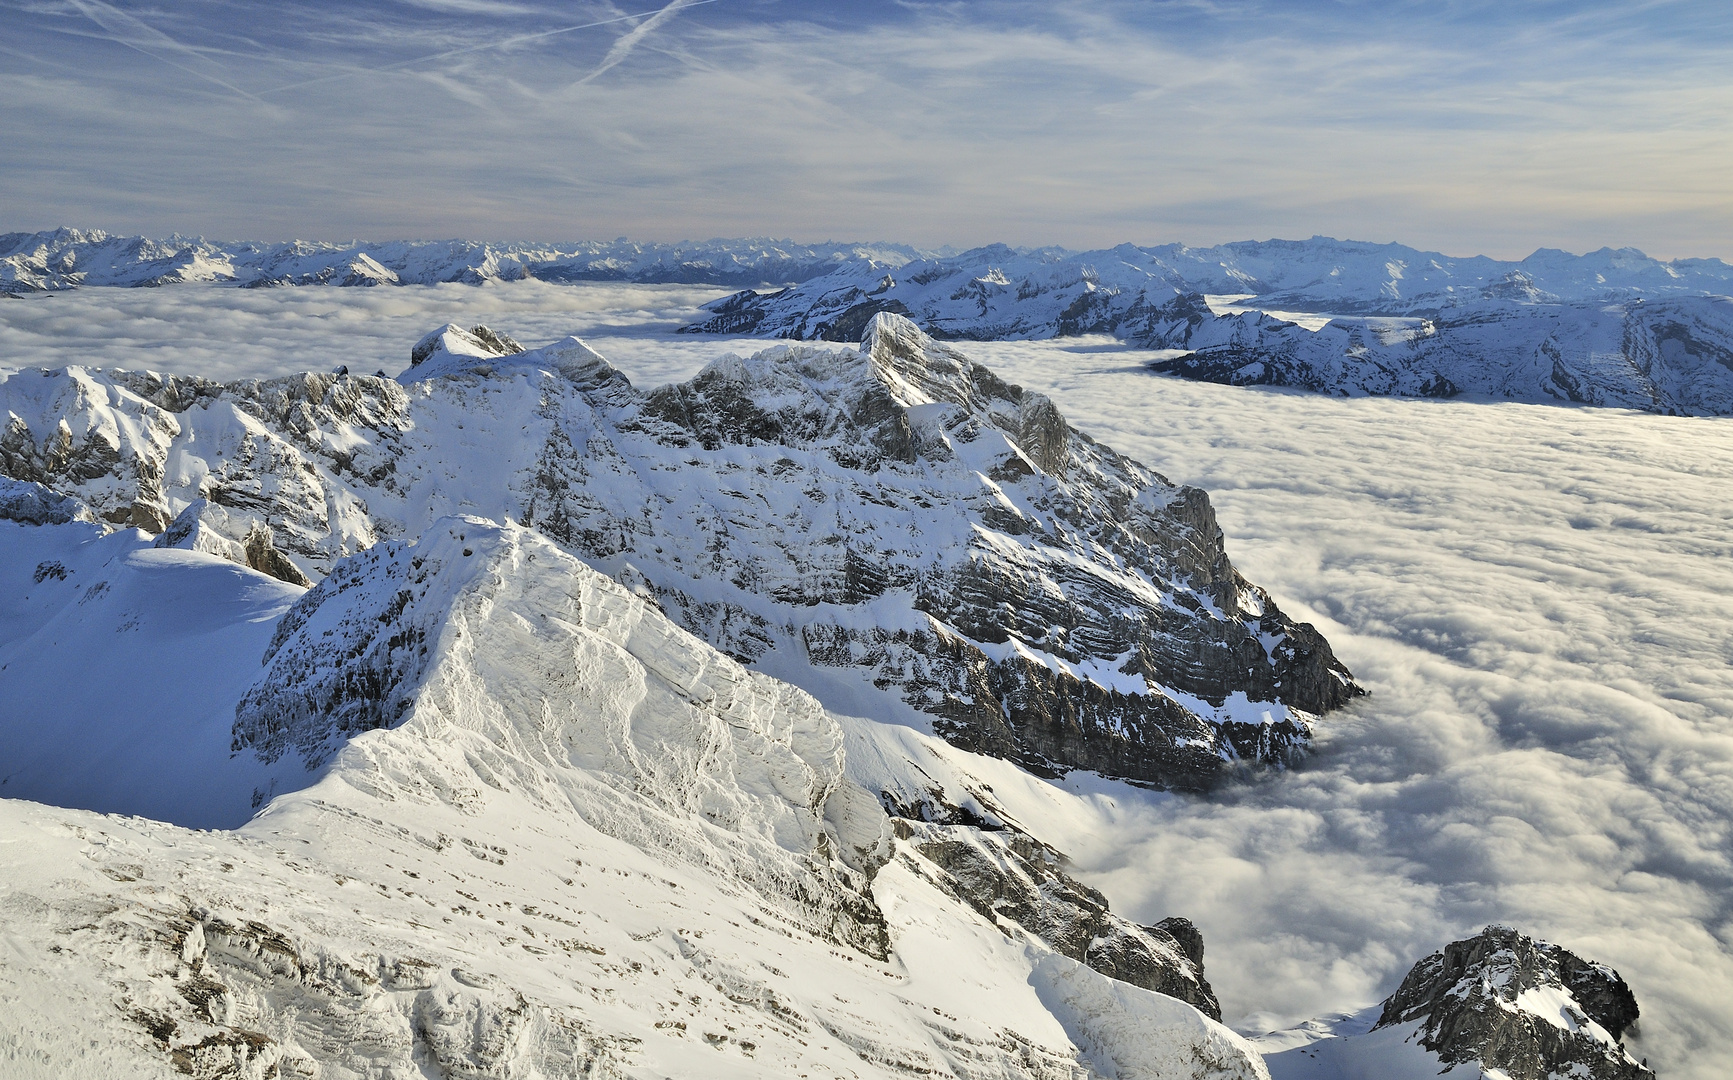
{"left": 2, "top": 0, "right": 1728, "bottom": 257}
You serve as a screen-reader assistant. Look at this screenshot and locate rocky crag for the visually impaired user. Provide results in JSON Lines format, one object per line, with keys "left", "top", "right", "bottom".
{"left": 0, "top": 313, "right": 1359, "bottom": 791}
{"left": 1376, "top": 925, "right": 1652, "bottom": 1080}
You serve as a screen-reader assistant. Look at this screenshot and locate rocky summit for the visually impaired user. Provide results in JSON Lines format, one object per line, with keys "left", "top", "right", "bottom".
{"left": 1375, "top": 925, "right": 1651, "bottom": 1080}
{"left": 0, "top": 312, "right": 1359, "bottom": 791}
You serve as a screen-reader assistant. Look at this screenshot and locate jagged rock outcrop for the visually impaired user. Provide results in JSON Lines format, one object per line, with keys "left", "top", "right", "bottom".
{"left": 0, "top": 476, "right": 95, "bottom": 526}
{"left": 0, "top": 315, "right": 1359, "bottom": 790}
{"left": 895, "top": 818, "right": 1222, "bottom": 1019}
{"left": 1374, "top": 924, "right": 1652, "bottom": 1080}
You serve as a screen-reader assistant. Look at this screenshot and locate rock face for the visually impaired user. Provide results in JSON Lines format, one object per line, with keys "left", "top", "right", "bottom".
{"left": 0, "top": 314, "right": 1359, "bottom": 790}
{"left": 1375, "top": 924, "right": 1652, "bottom": 1080}
{"left": 896, "top": 818, "right": 1222, "bottom": 1019}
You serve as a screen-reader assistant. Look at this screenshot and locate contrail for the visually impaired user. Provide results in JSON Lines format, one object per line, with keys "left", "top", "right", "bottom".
{"left": 258, "top": 0, "right": 722, "bottom": 97}
{"left": 66, "top": 0, "right": 263, "bottom": 102}
{"left": 575, "top": 0, "right": 699, "bottom": 85}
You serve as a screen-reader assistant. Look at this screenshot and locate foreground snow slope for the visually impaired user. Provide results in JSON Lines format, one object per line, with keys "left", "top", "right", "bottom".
{"left": 0, "top": 518, "right": 304, "bottom": 827}
{"left": 0, "top": 514, "right": 1266, "bottom": 1080}
{"left": 0, "top": 315, "right": 1358, "bottom": 790}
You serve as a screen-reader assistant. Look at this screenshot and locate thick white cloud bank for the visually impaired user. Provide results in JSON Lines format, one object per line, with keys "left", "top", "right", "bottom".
{"left": 2, "top": 283, "right": 1729, "bottom": 1076}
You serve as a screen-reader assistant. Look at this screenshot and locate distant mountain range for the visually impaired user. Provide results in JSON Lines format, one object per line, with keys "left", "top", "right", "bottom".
{"left": 0, "top": 227, "right": 935, "bottom": 293}
{"left": 7, "top": 228, "right": 1728, "bottom": 304}
{"left": 8, "top": 228, "right": 1733, "bottom": 414}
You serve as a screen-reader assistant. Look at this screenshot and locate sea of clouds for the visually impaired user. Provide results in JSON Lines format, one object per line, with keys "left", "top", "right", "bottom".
{"left": 3, "top": 283, "right": 1729, "bottom": 1077}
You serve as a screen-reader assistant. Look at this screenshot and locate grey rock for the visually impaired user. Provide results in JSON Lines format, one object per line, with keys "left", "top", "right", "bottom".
{"left": 1375, "top": 924, "right": 1652, "bottom": 1080}
{"left": 0, "top": 477, "right": 96, "bottom": 526}
{"left": 2, "top": 316, "right": 1361, "bottom": 791}
{"left": 895, "top": 818, "right": 1222, "bottom": 1019}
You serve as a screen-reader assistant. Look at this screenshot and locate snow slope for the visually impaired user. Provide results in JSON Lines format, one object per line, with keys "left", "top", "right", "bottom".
{"left": 0, "top": 519, "right": 305, "bottom": 827}
{"left": 0, "top": 512, "right": 1268, "bottom": 1080}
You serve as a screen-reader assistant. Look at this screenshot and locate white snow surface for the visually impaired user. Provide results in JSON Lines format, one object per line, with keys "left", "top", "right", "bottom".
{"left": 0, "top": 513, "right": 1268, "bottom": 1079}
{"left": 1, "top": 283, "right": 1728, "bottom": 1078}
{"left": 0, "top": 523, "right": 305, "bottom": 826}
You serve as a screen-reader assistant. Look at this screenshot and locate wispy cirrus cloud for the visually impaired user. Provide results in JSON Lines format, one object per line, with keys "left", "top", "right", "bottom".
{"left": 0, "top": 0, "right": 1729, "bottom": 257}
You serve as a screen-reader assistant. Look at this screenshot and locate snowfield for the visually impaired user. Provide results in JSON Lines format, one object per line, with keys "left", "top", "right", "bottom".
{"left": 1, "top": 282, "right": 1729, "bottom": 1078}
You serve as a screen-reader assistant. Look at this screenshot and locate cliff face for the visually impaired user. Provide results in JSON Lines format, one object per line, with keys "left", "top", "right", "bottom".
{"left": 0, "top": 313, "right": 1359, "bottom": 789}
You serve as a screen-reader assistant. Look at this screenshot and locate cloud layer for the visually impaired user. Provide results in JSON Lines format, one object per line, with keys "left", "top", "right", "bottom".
{"left": 2, "top": 1, "right": 1730, "bottom": 257}
{"left": 3, "top": 282, "right": 1731, "bottom": 1076}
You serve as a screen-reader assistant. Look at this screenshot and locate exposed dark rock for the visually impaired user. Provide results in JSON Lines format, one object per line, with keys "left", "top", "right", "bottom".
{"left": 1375, "top": 924, "right": 1652, "bottom": 1080}
{"left": 242, "top": 521, "right": 313, "bottom": 587}
{"left": 894, "top": 818, "right": 1221, "bottom": 1018}
{"left": 232, "top": 543, "right": 428, "bottom": 768}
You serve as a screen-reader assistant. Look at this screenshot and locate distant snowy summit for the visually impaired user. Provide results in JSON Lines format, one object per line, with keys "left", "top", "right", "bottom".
{"left": 8, "top": 227, "right": 1728, "bottom": 306}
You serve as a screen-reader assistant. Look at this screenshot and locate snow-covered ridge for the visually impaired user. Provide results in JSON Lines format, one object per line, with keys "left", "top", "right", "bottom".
{"left": 9, "top": 228, "right": 1729, "bottom": 305}
{"left": 1140, "top": 293, "right": 1733, "bottom": 416}
{"left": 0, "top": 313, "right": 1358, "bottom": 790}
{"left": 681, "top": 238, "right": 1733, "bottom": 340}
{"left": 0, "top": 511, "right": 1269, "bottom": 1079}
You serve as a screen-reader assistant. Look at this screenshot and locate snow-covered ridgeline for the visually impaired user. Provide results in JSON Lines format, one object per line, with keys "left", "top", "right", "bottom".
{"left": 9, "top": 229, "right": 1730, "bottom": 308}
{"left": 679, "top": 245, "right": 1733, "bottom": 415}
{"left": 0, "top": 510, "right": 1261, "bottom": 1079}
{"left": 1139, "top": 293, "right": 1733, "bottom": 416}
{"left": 0, "top": 314, "right": 1358, "bottom": 790}
{"left": 0, "top": 228, "right": 933, "bottom": 293}
{"left": 0, "top": 312, "right": 1661, "bottom": 1080}
{"left": 0, "top": 498, "right": 1648, "bottom": 1080}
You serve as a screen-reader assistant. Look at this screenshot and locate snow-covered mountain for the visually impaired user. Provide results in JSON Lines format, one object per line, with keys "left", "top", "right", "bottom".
{"left": 1138, "top": 293, "right": 1733, "bottom": 415}
{"left": 682, "top": 244, "right": 1733, "bottom": 414}
{"left": 0, "top": 318, "right": 1657, "bottom": 1079}
{"left": 13, "top": 226, "right": 1732, "bottom": 409}
{"left": 0, "top": 512, "right": 1258, "bottom": 1079}
{"left": 0, "top": 228, "right": 931, "bottom": 293}
{"left": 9, "top": 229, "right": 1730, "bottom": 309}
{"left": 682, "top": 239, "right": 1733, "bottom": 340}
{"left": 0, "top": 314, "right": 1358, "bottom": 791}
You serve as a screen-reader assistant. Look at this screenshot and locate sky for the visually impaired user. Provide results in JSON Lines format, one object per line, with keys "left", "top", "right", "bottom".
{"left": 2, "top": 2, "right": 1731, "bottom": 268}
